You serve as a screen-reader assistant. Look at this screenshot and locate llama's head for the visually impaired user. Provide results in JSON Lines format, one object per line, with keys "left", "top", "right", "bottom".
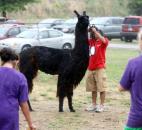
{"left": 74, "top": 10, "right": 89, "bottom": 30}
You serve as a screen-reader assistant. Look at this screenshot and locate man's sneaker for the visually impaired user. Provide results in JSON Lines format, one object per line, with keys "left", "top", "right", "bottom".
{"left": 85, "top": 104, "right": 97, "bottom": 111}
{"left": 95, "top": 105, "right": 104, "bottom": 113}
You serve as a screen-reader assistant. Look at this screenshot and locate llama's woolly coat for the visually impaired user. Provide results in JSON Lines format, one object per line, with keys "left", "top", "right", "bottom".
{"left": 19, "top": 11, "right": 89, "bottom": 112}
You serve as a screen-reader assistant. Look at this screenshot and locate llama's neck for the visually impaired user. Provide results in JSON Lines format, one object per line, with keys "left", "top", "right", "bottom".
{"left": 73, "top": 28, "right": 89, "bottom": 57}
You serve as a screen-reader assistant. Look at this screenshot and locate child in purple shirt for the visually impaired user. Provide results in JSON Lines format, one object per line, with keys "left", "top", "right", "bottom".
{"left": 119, "top": 31, "right": 142, "bottom": 130}
{"left": 0, "top": 48, "right": 36, "bottom": 130}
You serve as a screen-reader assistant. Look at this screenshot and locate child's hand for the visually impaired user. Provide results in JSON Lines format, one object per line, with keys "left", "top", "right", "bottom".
{"left": 28, "top": 124, "right": 36, "bottom": 130}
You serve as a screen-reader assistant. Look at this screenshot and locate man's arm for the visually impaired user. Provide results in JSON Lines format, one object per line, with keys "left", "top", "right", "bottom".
{"left": 91, "top": 28, "right": 106, "bottom": 43}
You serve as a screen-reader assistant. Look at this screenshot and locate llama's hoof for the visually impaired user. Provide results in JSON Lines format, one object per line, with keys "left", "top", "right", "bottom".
{"left": 30, "top": 109, "right": 34, "bottom": 112}
{"left": 59, "top": 109, "right": 64, "bottom": 112}
{"left": 70, "top": 109, "right": 75, "bottom": 112}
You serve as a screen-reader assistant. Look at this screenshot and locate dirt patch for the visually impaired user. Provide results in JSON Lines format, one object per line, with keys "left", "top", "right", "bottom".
{"left": 19, "top": 76, "right": 130, "bottom": 130}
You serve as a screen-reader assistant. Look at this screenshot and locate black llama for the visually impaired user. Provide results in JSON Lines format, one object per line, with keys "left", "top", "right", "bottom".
{"left": 19, "top": 10, "right": 89, "bottom": 112}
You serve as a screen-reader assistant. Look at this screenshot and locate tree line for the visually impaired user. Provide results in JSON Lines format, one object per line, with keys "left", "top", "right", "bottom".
{"left": 0, "top": 0, "right": 142, "bottom": 18}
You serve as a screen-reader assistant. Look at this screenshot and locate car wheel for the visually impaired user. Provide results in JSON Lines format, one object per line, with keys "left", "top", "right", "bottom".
{"left": 121, "top": 36, "right": 125, "bottom": 41}
{"left": 62, "top": 43, "right": 72, "bottom": 49}
{"left": 22, "top": 45, "right": 31, "bottom": 51}
{"left": 108, "top": 37, "right": 111, "bottom": 41}
{"left": 124, "top": 38, "right": 133, "bottom": 42}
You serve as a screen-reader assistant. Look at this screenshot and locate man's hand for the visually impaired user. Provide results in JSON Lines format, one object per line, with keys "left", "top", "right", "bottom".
{"left": 91, "top": 27, "right": 97, "bottom": 34}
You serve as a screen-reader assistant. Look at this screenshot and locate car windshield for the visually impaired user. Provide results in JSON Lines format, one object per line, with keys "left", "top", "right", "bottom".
{"left": 38, "top": 23, "right": 51, "bottom": 28}
{"left": 63, "top": 19, "right": 77, "bottom": 26}
{"left": 123, "top": 18, "right": 139, "bottom": 25}
{"left": 38, "top": 19, "right": 57, "bottom": 28}
{"left": 0, "top": 27, "right": 9, "bottom": 36}
{"left": 91, "top": 18, "right": 108, "bottom": 25}
{"left": 16, "top": 29, "right": 38, "bottom": 38}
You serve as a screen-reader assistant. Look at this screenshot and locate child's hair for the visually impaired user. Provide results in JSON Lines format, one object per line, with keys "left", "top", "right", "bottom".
{"left": 0, "top": 48, "right": 18, "bottom": 63}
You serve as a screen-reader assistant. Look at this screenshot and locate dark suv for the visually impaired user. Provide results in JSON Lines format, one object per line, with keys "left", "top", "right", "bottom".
{"left": 121, "top": 16, "right": 142, "bottom": 42}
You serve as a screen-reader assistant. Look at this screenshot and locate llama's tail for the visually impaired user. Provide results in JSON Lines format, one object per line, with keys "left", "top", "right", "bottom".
{"left": 19, "top": 49, "right": 38, "bottom": 93}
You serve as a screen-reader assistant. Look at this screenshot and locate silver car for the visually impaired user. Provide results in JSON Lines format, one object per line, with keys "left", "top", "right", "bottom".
{"left": 0, "top": 28, "right": 75, "bottom": 53}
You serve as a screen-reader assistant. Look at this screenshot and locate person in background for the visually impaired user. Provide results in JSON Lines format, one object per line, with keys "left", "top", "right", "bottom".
{"left": 118, "top": 30, "right": 142, "bottom": 130}
{"left": 85, "top": 26, "right": 109, "bottom": 112}
{"left": 0, "top": 48, "right": 36, "bottom": 130}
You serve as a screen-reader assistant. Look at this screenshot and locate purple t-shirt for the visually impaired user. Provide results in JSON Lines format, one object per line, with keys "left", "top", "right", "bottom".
{"left": 0, "top": 67, "right": 29, "bottom": 130}
{"left": 120, "top": 55, "right": 142, "bottom": 128}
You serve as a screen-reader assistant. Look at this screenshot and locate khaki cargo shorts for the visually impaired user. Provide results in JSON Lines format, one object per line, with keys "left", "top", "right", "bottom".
{"left": 86, "top": 68, "right": 107, "bottom": 92}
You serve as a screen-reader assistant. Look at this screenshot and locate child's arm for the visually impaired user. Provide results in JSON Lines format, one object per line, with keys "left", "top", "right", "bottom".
{"left": 20, "top": 101, "right": 36, "bottom": 130}
{"left": 118, "top": 84, "right": 126, "bottom": 92}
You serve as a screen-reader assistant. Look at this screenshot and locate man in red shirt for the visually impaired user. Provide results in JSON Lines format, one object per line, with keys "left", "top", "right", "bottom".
{"left": 85, "top": 26, "right": 109, "bottom": 112}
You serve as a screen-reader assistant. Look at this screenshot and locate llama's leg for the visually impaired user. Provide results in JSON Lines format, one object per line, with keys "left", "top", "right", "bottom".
{"left": 27, "top": 99, "right": 33, "bottom": 111}
{"left": 67, "top": 87, "right": 75, "bottom": 112}
{"left": 57, "top": 75, "right": 65, "bottom": 112}
{"left": 67, "top": 95, "right": 75, "bottom": 112}
{"left": 59, "top": 96, "right": 64, "bottom": 112}
{"left": 57, "top": 85, "right": 65, "bottom": 112}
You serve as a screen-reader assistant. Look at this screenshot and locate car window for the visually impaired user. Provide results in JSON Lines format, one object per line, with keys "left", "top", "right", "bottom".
{"left": 0, "top": 27, "right": 8, "bottom": 36}
{"left": 91, "top": 18, "right": 110, "bottom": 25}
{"left": 54, "top": 20, "right": 64, "bottom": 24}
{"left": 112, "top": 19, "right": 123, "bottom": 24}
{"left": 48, "top": 30, "right": 63, "bottom": 38}
{"left": 123, "top": 18, "right": 139, "bottom": 24}
{"left": 105, "top": 20, "right": 111, "bottom": 25}
{"left": 8, "top": 27, "right": 20, "bottom": 36}
{"left": 64, "top": 19, "right": 77, "bottom": 26}
{"left": 16, "top": 29, "right": 38, "bottom": 38}
{"left": 39, "top": 30, "right": 49, "bottom": 39}
{"left": 20, "top": 26, "right": 27, "bottom": 32}
{"left": 0, "top": 17, "right": 6, "bottom": 23}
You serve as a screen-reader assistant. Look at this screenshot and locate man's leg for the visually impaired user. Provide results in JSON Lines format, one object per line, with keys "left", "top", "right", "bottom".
{"left": 95, "top": 68, "right": 107, "bottom": 112}
{"left": 95, "top": 91, "right": 105, "bottom": 112}
{"left": 92, "top": 91, "right": 97, "bottom": 106}
{"left": 85, "top": 70, "right": 97, "bottom": 111}
{"left": 100, "top": 91, "right": 105, "bottom": 105}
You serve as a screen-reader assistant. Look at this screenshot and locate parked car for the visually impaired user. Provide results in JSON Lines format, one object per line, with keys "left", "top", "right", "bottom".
{"left": 0, "top": 24, "right": 27, "bottom": 40}
{"left": 0, "top": 17, "right": 7, "bottom": 24}
{"left": 53, "top": 18, "right": 77, "bottom": 33}
{"left": 4, "top": 19, "right": 25, "bottom": 25}
{"left": 90, "top": 17, "right": 124, "bottom": 40}
{"left": 121, "top": 16, "right": 142, "bottom": 42}
{"left": 0, "top": 28, "right": 75, "bottom": 53}
{"left": 34, "top": 18, "right": 65, "bottom": 28}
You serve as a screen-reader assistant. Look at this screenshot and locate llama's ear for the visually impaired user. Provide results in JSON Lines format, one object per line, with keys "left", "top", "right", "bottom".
{"left": 83, "top": 11, "right": 86, "bottom": 16}
{"left": 74, "top": 10, "right": 80, "bottom": 17}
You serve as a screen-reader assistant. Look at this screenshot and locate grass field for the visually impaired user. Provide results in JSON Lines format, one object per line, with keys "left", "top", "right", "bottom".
{"left": 106, "top": 48, "right": 138, "bottom": 87}
{"left": 20, "top": 48, "right": 139, "bottom": 130}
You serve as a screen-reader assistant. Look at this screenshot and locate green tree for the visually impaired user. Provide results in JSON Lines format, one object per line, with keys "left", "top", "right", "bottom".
{"left": 128, "top": 0, "right": 142, "bottom": 15}
{"left": 0, "top": 0, "right": 38, "bottom": 18}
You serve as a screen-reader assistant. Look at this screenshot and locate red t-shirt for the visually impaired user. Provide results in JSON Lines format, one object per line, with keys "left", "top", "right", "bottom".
{"left": 88, "top": 37, "right": 109, "bottom": 70}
